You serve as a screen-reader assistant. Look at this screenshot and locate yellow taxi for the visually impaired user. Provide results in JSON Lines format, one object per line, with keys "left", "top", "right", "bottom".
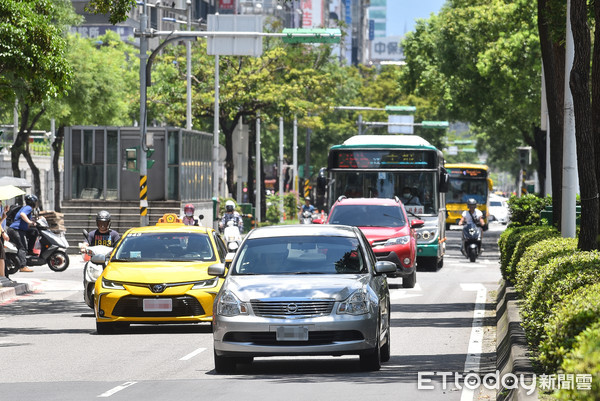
{"left": 94, "top": 213, "right": 228, "bottom": 334}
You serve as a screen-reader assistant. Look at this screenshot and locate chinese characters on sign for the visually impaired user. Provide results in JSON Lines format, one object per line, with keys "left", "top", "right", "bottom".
{"left": 219, "top": 0, "right": 234, "bottom": 10}
{"left": 370, "top": 36, "right": 405, "bottom": 62}
{"left": 70, "top": 25, "right": 134, "bottom": 43}
{"left": 301, "top": 0, "right": 323, "bottom": 28}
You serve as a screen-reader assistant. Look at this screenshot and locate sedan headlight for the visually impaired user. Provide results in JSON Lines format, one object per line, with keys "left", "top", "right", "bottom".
{"left": 192, "top": 277, "right": 219, "bottom": 289}
{"left": 216, "top": 290, "right": 248, "bottom": 316}
{"left": 101, "top": 278, "right": 125, "bottom": 290}
{"left": 338, "top": 290, "right": 370, "bottom": 315}
{"left": 384, "top": 235, "right": 410, "bottom": 247}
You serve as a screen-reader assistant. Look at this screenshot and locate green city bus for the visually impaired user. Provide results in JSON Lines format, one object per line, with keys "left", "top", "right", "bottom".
{"left": 327, "top": 135, "right": 449, "bottom": 269}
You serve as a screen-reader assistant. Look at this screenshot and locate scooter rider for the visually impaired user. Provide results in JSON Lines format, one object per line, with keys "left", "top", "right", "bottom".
{"left": 85, "top": 210, "right": 121, "bottom": 247}
{"left": 219, "top": 200, "right": 243, "bottom": 234}
{"left": 182, "top": 203, "right": 199, "bottom": 226}
{"left": 458, "top": 198, "right": 485, "bottom": 228}
{"left": 8, "top": 194, "right": 38, "bottom": 273}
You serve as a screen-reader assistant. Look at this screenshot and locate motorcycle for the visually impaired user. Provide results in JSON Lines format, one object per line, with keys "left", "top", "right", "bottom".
{"left": 4, "top": 238, "right": 21, "bottom": 277}
{"left": 461, "top": 222, "right": 482, "bottom": 263}
{"left": 300, "top": 210, "right": 314, "bottom": 224}
{"left": 223, "top": 219, "right": 243, "bottom": 252}
{"left": 81, "top": 230, "right": 113, "bottom": 309}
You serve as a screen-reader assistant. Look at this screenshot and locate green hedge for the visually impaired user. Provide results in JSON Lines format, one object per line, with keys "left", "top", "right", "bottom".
{"left": 556, "top": 321, "right": 600, "bottom": 400}
{"left": 521, "top": 251, "right": 600, "bottom": 348}
{"left": 499, "top": 225, "right": 550, "bottom": 281}
{"left": 538, "top": 283, "right": 600, "bottom": 372}
{"left": 514, "top": 237, "right": 578, "bottom": 298}
{"left": 506, "top": 194, "right": 550, "bottom": 227}
{"left": 505, "top": 226, "right": 559, "bottom": 283}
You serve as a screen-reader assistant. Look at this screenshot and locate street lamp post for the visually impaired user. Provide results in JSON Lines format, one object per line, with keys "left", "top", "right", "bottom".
{"left": 139, "top": 0, "right": 149, "bottom": 227}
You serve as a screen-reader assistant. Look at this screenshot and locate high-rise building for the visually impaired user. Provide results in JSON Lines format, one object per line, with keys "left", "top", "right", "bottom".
{"left": 368, "top": 0, "right": 386, "bottom": 38}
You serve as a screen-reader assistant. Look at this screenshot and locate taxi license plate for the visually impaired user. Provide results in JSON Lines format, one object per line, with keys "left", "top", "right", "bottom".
{"left": 143, "top": 298, "right": 172, "bottom": 312}
{"left": 276, "top": 326, "right": 309, "bottom": 341}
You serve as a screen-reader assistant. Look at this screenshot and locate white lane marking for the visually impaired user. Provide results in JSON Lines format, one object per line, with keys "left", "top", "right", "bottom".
{"left": 390, "top": 282, "right": 422, "bottom": 300}
{"left": 98, "top": 381, "right": 137, "bottom": 398}
{"left": 460, "top": 283, "right": 487, "bottom": 401}
{"left": 179, "top": 347, "right": 207, "bottom": 361}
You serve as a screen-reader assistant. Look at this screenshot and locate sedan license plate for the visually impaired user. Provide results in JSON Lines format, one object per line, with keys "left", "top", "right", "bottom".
{"left": 143, "top": 298, "right": 172, "bottom": 312}
{"left": 276, "top": 326, "right": 309, "bottom": 341}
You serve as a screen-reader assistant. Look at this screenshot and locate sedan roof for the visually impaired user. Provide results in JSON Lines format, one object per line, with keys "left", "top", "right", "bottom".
{"left": 246, "top": 224, "right": 358, "bottom": 239}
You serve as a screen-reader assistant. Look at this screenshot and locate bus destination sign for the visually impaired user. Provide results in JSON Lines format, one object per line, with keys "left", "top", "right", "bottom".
{"left": 330, "top": 150, "right": 436, "bottom": 169}
{"left": 447, "top": 168, "right": 487, "bottom": 178}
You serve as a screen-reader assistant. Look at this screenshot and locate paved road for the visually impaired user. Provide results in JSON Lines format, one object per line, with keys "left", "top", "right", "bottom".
{"left": 0, "top": 223, "right": 505, "bottom": 401}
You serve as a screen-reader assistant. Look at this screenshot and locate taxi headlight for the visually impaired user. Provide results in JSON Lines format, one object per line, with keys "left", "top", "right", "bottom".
{"left": 102, "top": 278, "right": 125, "bottom": 290}
{"left": 384, "top": 235, "right": 410, "bottom": 246}
{"left": 192, "top": 277, "right": 219, "bottom": 289}
{"left": 338, "top": 290, "right": 370, "bottom": 315}
{"left": 216, "top": 290, "right": 248, "bottom": 316}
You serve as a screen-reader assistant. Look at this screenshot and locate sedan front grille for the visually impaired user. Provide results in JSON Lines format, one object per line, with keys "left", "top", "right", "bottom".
{"left": 223, "top": 330, "right": 364, "bottom": 345}
{"left": 250, "top": 300, "right": 334, "bottom": 318}
{"left": 372, "top": 240, "right": 387, "bottom": 247}
{"left": 112, "top": 295, "right": 205, "bottom": 317}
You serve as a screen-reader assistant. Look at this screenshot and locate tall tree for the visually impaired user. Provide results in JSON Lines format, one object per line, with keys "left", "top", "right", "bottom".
{"left": 0, "top": 0, "right": 75, "bottom": 206}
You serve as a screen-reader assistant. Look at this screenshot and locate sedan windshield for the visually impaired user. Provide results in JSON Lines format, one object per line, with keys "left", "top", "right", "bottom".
{"left": 328, "top": 205, "right": 406, "bottom": 227}
{"left": 232, "top": 236, "right": 367, "bottom": 275}
{"left": 113, "top": 233, "right": 216, "bottom": 262}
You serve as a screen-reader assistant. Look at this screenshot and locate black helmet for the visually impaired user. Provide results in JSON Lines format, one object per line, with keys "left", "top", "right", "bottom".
{"left": 96, "top": 210, "right": 111, "bottom": 222}
{"left": 467, "top": 198, "right": 477, "bottom": 207}
{"left": 25, "top": 194, "right": 38, "bottom": 206}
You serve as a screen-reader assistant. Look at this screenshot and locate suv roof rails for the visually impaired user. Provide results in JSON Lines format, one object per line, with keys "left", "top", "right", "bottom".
{"left": 337, "top": 195, "right": 347, "bottom": 202}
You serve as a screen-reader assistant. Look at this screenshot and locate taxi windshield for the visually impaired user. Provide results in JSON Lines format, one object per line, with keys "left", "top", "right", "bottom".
{"left": 113, "top": 232, "right": 215, "bottom": 262}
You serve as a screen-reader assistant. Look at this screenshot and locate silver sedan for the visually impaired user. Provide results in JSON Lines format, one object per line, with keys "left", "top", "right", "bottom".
{"left": 208, "top": 224, "right": 396, "bottom": 373}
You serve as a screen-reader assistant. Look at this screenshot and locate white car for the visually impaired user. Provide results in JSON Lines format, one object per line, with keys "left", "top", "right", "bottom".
{"left": 489, "top": 197, "right": 509, "bottom": 224}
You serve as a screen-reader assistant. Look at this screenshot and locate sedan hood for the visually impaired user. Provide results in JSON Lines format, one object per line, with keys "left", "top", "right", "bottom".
{"left": 359, "top": 226, "right": 409, "bottom": 243}
{"left": 224, "top": 275, "right": 370, "bottom": 301}
{"left": 104, "top": 261, "right": 215, "bottom": 283}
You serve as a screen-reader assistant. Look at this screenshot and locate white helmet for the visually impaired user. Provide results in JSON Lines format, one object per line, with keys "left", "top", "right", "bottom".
{"left": 225, "top": 200, "right": 236, "bottom": 212}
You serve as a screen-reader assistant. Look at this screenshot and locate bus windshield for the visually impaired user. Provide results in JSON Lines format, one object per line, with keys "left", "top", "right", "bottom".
{"left": 447, "top": 177, "right": 488, "bottom": 205}
{"left": 331, "top": 171, "right": 438, "bottom": 215}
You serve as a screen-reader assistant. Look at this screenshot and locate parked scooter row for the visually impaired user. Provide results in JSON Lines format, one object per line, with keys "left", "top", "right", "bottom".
{"left": 4, "top": 216, "right": 70, "bottom": 275}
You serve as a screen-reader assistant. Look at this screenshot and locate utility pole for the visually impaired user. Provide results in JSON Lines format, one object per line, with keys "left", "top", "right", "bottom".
{"left": 186, "top": 0, "right": 192, "bottom": 130}
{"left": 279, "top": 117, "right": 284, "bottom": 222}
{"left": 139, "top": 0, "right": 149, "bottom": 226}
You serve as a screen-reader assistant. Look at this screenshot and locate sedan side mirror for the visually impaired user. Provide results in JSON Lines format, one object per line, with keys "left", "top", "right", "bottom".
{"left": 91, "top": 254, "right": 107, "bottom": 264}
{"left": 208, "top": 263, "right": 227, "bottom": 277}
{"left": 374, "top": 261, "right": 397, "bottom": 275}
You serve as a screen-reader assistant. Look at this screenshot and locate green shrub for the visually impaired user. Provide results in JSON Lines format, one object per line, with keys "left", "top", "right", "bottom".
{"left": 499, "top": 225, "right": 546, "bottom": 281}
{"left": 265, "top": 193, "right": 282, "bottom": 223}
{"left": 514, "top": 237, "right": 578, "bottom": 298}
{"left": 506, "top": 194, "right": 550, "bottom": 228}
{"left": 538, "top": 283, "right": 600, "bottom": 372}
{"left": 505, "top": 226, "right": 559, "bottom": 283}
{"left": 556, "top": 321, "right": 600, "bottom": 400}
{"left": 283, "top": 192, "right": 300, "bottom": 221}
{"left": 521, "top": 251, "right": 600, "bottom": 349}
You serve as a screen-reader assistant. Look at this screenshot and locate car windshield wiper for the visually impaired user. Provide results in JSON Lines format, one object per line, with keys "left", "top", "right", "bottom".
{"left": 286, "top": 272, "right": 329, "bottom": 275}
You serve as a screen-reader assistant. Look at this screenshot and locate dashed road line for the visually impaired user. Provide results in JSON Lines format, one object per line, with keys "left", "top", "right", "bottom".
{"left": 179, "top": 347, "right": 207, "bottom": 361}
{"left": 98, "top": 382, "right": 137, "bottom": 398}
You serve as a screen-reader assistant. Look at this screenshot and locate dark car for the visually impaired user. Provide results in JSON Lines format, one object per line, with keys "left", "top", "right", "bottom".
{"left": 326, "top": 196, "right": 424, "bottom": 288}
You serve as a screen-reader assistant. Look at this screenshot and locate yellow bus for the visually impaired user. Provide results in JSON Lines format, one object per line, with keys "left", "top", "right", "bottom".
{"left": 445, "top": 163, "right": 493, "bottom": 229}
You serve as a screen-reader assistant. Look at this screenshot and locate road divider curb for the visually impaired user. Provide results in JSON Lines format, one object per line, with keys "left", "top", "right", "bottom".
{"left": 0, "top": 277, "right": 32, "bottom": 303}
{"left": 496, "top": 280, "right": 538, "bottom": 401}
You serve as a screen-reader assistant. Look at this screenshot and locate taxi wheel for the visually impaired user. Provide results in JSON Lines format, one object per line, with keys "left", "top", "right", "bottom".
{"left": 214, "top": 350, "right": 237, "bottom": 374}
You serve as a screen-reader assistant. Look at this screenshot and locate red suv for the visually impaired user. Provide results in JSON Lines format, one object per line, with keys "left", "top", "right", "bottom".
{"left": 325, "top": 197, "right": 424, "bottom": 288}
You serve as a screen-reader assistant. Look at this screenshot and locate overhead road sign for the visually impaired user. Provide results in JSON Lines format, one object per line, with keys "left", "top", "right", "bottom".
{"left": 281, "top": 28, "right": 342, "bottom": 44}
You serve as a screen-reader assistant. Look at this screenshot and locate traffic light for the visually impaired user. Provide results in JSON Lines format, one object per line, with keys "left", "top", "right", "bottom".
{"left": 146, "top": 148, "right": 155, "bottom": 169}
{"left": 517, "top": 146, "right": 531, "bottom": 167}
{"left": 125, "top": 147, "right": 138, "bottom": 172}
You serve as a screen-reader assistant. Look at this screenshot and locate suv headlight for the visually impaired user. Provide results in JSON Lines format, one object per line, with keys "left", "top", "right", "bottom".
{"left": 192, "top": 277, "right": 219, "bottom": 289}
{"left": 102, "top": 278, "right": 125, "bottom": 290}
{"left": 384, "top": 235, "right": 410, "bottom": 246}
{"left": 216, "top": 290, "right": 248, "bottom": 316}
{"left": 338, "top": 290, "right": 370, "bottom": 315}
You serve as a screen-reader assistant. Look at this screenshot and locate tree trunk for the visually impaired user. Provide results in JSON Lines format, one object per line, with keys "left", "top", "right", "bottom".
{"left": 538, "top": 0, "right": 565, "bottom": 229}
{"left": 52, "top": 126, "right": 65, "bottom": 212}
{"left": 570, "top": 0, "right": 598, "bottom": 250}
{"left": 593, "top": 0, "right": 600, "bottom": 239}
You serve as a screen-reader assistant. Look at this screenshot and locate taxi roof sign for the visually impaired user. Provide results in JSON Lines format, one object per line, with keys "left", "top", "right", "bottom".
{"left": 157, "top": 213, "right": 183, "bottom": 225}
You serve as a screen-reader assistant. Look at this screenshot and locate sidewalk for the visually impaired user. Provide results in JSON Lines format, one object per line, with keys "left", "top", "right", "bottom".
{"left": 0, "top": 276, "right": 32, "bottom": 303}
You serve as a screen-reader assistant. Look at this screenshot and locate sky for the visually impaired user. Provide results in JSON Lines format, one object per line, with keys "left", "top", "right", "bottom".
{"left": 386, "top": 0, "right": 447, "bottom": 37}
